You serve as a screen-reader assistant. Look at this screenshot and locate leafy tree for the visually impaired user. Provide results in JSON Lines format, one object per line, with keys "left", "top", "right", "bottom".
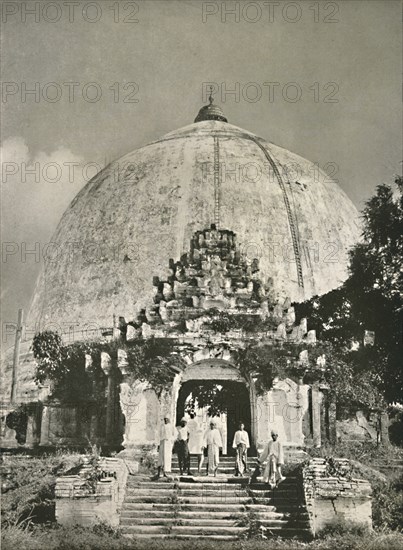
{"left": 295, "top": 176, "right": 403, "bottom": 405}
{"left": 32, "top": 332, "right": 185, "bottom": 401}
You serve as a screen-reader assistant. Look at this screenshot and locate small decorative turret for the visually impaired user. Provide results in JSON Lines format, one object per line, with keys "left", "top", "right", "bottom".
{"left": 194, "top": 87, "right": 228, "bottom": 123}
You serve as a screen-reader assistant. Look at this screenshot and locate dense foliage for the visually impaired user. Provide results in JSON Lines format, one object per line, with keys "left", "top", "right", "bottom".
{"left": 123, "top": 338, "right": 186, "bottom": 396}
{"left": 32, "top": 332, "right": 186, "bottom": 401}
{"left": 237, "top": 340, "right": 383, "bottom": 415}
{"left": 295, "top": 177, "right": 403, "bottom": 406}
{"left": 32, "top": 332, "right": 106, "bottom": 401}
{"left": 203, "top": 310, "right": 278, "bottom": 333}
{"left": 1, "top": 453, "right": 82, "bottom": 527}
{"left": 182, "top": 380, "right": 244, "bottom": 417}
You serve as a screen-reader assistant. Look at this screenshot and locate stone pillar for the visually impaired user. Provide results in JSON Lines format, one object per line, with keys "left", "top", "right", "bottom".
{"left": 312, "top": 382, "right": 322, "bottom": 448}
{"left": 118, "top": 380, "right": 149, "bottom": 448}
{"left": 249, "top": 377, "right": 258, "bottom": 451}
{"left": 170, "top": 373, "right": 182, "bottom": 427}
{"left": 254, "top": 392, "right": 266, "bottom": 452}
{"left": 25, "top": 403, "right": 42, "bottom": 448}
{"left": 319, "top": 384, "right": 330, "bottom": 444}
{"left": 159, "top": 386, "right": 174, "bottom": 422}
{"left": 328, "top": 394, "right": 337, "bottom": 444}
{"left": 379, "top": 411, "right": 390, "bottom": 447}
{"left": 101, "top": 352, "right": 114, "bottom": 443}
{"left": 40, "top": 404, "right": 50, "bottom": 446}
{"left": 84, "top": 354, "right": 101, "bottom": 443}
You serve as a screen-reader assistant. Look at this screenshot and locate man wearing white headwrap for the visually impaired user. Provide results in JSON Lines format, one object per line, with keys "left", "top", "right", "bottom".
{"left": 157, "top": 417, "right": 174, "bottom": 478}
{"left": 203, "top": 420, "right": 223, "bottom": 476}
{"left": 258, "top": 430, "right": 286, "bottom": 488}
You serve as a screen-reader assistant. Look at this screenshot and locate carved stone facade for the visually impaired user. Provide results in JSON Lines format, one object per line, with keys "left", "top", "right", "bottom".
{"left": 1, "top": 226, "right": 336, "bottom": 453}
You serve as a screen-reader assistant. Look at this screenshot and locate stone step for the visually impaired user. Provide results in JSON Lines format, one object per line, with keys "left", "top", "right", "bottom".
{"left": 126, "top": 484, "right": 176, "bottom": 490}
{"left": 122, "top": 534, "right": 239, "bottom": 540}
{"left": 124, "top": 496, "right": 186, "bottom": 504}
{"left": 121, "top": 502, "right": 277, "bottom": 512}
{"left": 125, "top": 488, "right": 177, "bottom": 495}
{"left": 171, "top": 461, "right": 266, "bottom": 466}
{"left": 172, "top": 456, "right": 260, "bottom": 461}
{"left": 171, "top": 466, "right": 243, "bottom": 471}
{"left": 122, "top": 525, "right": 308, "bottom": 540}
{"left": 178, "top": 487, "right": 246, "bottom": 493}
{"left": 121, "top": 525, "right": 245, "bottom": 535}
{"left": 120, "top": 518, "right": 239, "bottom": 527}
{"left": 170, "top": 486, "right": 300, "bottom": 495}
{"left": 249, "top": 488, "right": 300, "bottom": 495}
{"left": 174, "top": 476, "right": 299, "bottom": 483}
{"left": 120, "top": 517, "right": 290, "bottom": 527}
{"left": 124, "top": 491, "right": 248, "bottom": 499}
{"left": 124, "top": 496, "right": 251, "bottom": 504}
{"left": 171, "top": 467, "right": 246, "bottom": 473}
{"left": 178, "top": 481, "right": 250, "bottom": 488}
{"left": 176, "top": 491, "right": 246, "bottom": 498}
{"left": 249, "top": 479, "right": 299, "bottom": 486}
{"left": 121, "top": 510, "right": 176, "bottom": 518}
{"left": 122, "top": 500, "right": 305, "bottom": 512}
{"left": 180, "top": 496, "right": 251, "bottom": 503}
{"left": 251, "top": 498, "right": 300, "bottom": 506}
{"left": 120, "top": 509, "right": 285, "bottom": 520}
{"left": 172, "top": 451, "right": 304, "bottom": 460}
{"left": 171, "top": 467, "right": 300, "bottom": 476}
{"left": 124, "top": 486, "right": 254, "bottom": 494}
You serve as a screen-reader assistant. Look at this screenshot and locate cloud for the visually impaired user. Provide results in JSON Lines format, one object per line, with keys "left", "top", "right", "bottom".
{"left": 1, "top": 137, "right": 89, "bottom": 334}
{"left": 1, "top": 137, "right": 88, "bottom": 243}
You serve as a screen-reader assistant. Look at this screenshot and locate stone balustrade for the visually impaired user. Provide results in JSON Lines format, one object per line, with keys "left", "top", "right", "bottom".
{"left": 302, "top": 458, "right": 372, "bottom": 536}
{"left": 55, "top": 457, "right": 129, "bottom": 527}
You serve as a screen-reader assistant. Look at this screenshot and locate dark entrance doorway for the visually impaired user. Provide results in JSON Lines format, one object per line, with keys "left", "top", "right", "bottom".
{"left": 175, "top": 380, "right": 253, "bottom": 456}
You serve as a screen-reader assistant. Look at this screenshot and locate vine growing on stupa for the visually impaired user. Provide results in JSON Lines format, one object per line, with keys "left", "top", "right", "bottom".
{"left": 32, "top": 331, "right": 186, "bottom": 401}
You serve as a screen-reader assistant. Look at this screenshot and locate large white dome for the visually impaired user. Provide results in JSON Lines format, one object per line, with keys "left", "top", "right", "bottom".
{"left": 27, "top": 116, "right": 360, "bottom": 332}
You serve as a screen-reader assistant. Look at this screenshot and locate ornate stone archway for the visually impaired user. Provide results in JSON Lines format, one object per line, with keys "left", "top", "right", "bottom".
{"left": 170, "top": 357, "right": 253, "bottom": 454}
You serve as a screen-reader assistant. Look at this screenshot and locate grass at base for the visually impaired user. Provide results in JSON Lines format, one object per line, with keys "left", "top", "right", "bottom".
{"left": 2, "top": 525, "right": 403, "bottom": 550}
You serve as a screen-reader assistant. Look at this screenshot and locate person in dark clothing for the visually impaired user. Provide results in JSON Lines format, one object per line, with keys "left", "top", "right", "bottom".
{"left": 176, "top": 417, "right": 191, "bottom": 475}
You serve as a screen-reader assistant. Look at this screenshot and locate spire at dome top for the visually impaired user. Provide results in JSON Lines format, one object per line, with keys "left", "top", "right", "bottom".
{"left": 208, "top": 87, "right": 214, "bottom": 105}
{"left": 194, "top": 87, "right": 228, "bottom": 123}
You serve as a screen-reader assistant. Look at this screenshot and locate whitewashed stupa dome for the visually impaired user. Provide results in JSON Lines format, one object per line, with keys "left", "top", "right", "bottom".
{"left": 28, "top": 99, "right": 360, "bottom": 331}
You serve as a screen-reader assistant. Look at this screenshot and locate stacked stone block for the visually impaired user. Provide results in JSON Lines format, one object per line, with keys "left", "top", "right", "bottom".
{"left": 302, "top": 458, "right": 372, "bottom": 536}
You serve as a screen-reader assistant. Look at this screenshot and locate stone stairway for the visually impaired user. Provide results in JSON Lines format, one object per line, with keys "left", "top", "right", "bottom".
{"left": 170, "top": 448, "right": 308, "bottom": 476}
{"left": 120, "top": 455, "right": 310, "bottom": 540}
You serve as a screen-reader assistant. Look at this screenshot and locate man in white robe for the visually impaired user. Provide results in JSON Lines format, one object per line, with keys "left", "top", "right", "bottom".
{"left": 157, "top": 416, "right": 174, "bottom": 478}
{"left": 203, "top": 420, "right": 223, "bottom": 476}
{"left": 187, "top": 412, "right": 204, "bottom": 473}
{"left": 232, "top": 422, "right": 250, "bottom": 477}
{"left": 258, "top": 429, "right": 286, "bottom": 488}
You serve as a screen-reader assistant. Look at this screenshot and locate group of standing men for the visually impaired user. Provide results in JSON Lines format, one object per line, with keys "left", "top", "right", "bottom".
{"left": 157, "top": 413, "right": 223, "bottom": 477}
{"left": 157, "top": 414, "right": 285, "bottom": 487}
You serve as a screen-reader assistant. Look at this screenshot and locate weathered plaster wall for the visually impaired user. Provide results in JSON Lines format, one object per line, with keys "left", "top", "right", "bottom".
{"left": 119, "top": 381, "right": 159, "bottom": 448}
{"left": 256, "top": 379, "right": 309, "bottom": 450}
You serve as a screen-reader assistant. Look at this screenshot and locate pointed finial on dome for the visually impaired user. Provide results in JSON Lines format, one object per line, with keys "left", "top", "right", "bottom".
{"left": 208, "top": 86, "right": 214, "bottom": 105}
{"left": 194, "top": 88, "right": 228, "bottom": 123}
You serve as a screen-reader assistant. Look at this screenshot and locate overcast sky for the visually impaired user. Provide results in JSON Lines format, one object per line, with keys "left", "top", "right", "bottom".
{"left": 1, "top": 0, "right": 402, "bottom": 341}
